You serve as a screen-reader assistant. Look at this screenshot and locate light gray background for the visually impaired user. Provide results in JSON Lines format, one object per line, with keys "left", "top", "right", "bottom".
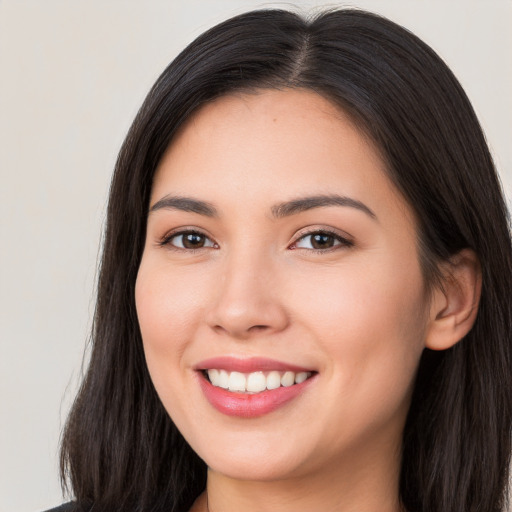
{"left": 1, "top": 1, "right": 511, "bottom": 511}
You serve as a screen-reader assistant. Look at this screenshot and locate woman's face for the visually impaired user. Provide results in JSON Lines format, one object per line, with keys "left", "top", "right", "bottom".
{"left": 136, "top": 89, "right": 431, "bottom": 483}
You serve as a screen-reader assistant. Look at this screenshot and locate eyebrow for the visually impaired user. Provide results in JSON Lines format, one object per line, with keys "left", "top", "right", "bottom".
{"left": 149, "top": 193, "right": 376, "bottom": 220}
{"left": 149, "top": 195, "right": 218, "bottom": 217}
{"left": 271, "top": 194, "right": 376, "bottom": 220}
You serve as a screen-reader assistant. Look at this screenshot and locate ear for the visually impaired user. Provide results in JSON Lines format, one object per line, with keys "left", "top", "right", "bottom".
{"left": 425, "top": 249, "right": 482, "bottom": 351}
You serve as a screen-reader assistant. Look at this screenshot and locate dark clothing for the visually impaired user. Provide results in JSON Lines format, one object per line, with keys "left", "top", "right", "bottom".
{"left": 43, "top": 504, "right": 76, "bottom": 512}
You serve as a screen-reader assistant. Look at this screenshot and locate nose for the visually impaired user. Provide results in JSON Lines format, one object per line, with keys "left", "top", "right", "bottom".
{"left": 205, "top": 251, "right": 289, "bottom": 340}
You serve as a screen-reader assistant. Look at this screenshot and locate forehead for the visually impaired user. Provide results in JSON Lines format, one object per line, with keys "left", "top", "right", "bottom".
{"left": 163, "top": 89, "right": 374, "bottom": 167}
{"left": 152, "top": 88, "right": 410, "bottom": 223}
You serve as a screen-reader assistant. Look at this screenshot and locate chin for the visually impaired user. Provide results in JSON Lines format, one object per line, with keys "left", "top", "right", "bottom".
{"left": 192, "top": 432, "right": 312, "bottom": 482}
{"left": 207, "top": 454, "right": 305, "bottom": 482}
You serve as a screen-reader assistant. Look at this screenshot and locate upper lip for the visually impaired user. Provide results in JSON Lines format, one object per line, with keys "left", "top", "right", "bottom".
{"left": 194, "top": 356, "right": 315, "bottom": 373}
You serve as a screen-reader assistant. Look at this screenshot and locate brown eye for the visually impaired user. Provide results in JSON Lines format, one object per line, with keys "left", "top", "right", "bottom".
{"left": 168, "top": 231, "right": 216, "bottom": 249}
{"left": 310, "top": 233, "right": 336, "bottom": 249}
{"left": 294, "top": 231, "right": 352, "bottom": 251}
{"left": 182, "top": 233, "right": 206, "bottom": 248}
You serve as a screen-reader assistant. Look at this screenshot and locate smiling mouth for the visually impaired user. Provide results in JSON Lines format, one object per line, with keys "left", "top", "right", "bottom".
{"left": 203, "top": 369, "right": 314, "bottom": 394}
{"left": 197, "top": 359, "right": 317, "bottom": 417}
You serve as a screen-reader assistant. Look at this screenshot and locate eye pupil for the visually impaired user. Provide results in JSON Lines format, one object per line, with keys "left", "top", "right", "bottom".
{"left": 311, "top": 233, "right": 334, "bottom": 249}
{"left": 183, "top": 233, "right": 205, "bottom": 248}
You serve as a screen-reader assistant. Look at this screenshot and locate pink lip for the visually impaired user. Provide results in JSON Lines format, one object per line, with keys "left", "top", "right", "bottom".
{"left": 195, "top": 356, "right": 313, "bottom": 373}
{"left": 195, "top": 357, "right": 317, "bottom": 418}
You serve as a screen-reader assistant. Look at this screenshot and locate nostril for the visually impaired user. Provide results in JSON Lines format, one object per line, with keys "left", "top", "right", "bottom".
{"left": 212, "top": 325, "right": 227, "bottom": 335}
{"left": 212, "top": 323, "right": 270, "bottom": 337}
{"left": 249, "top": 325, "right": 269, "bottom": 331}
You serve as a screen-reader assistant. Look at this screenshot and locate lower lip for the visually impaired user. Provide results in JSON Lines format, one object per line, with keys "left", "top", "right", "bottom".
{"left": 198, "top": 373, "right": 315, "bottom": 418}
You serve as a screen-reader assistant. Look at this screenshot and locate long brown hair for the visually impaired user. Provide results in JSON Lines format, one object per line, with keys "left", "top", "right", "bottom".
{"left": 61, "top": 9, "right": 512, "bottom": 512}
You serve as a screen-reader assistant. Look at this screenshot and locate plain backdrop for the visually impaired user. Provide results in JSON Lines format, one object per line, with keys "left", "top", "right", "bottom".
{"left": 1, "top": 1, "right": 511, "bottom": 511}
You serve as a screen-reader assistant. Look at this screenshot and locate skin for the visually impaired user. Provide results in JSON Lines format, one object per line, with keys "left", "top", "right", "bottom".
{"left": 135, "top": 89, "right": 480, "bottom": 512}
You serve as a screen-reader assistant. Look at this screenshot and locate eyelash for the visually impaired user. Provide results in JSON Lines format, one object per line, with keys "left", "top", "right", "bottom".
{"left": 158, "top": 228, "right": 354, "bottom": 253}
{"left": 291, "top": 229, "right": 354, "bottom": 253}
{"left": 158, "top": 229, "right": 217, "bottom": 252}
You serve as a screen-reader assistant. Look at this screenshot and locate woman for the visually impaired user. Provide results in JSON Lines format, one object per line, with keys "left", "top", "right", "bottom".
{"left": 53, "top": 8, "right": 511, "bottom": 512}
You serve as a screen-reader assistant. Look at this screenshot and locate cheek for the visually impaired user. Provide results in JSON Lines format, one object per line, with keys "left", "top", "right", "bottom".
{"left": 135, "top": 259, "right": 207, "bottom": 380}
{"left": 134, "top": 258, "right": 215, "bottom": 432}
{"left": 291, "top": 256, "right": 427, "bottom": 411}
{"left": 294, "top": 253, "right": 426, "bottom": 337}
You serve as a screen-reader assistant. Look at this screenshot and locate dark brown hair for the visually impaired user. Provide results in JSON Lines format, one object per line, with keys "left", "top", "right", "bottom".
{"left": 60, "top": 8, "right": 512, "bottom": 512}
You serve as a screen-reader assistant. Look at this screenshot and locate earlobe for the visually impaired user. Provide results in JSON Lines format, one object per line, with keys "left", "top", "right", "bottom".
{"left": 425, "top": 249, "right": 482, "bottom": 351}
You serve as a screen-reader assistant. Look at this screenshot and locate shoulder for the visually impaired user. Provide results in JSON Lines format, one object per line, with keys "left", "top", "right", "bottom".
{"left": 42, "top": 503, "right": 83, "bottom": 512}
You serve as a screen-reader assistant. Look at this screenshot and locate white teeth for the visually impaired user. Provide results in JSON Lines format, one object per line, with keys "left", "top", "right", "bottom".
{"left": 281, "top": 371, "right": 295, "bottom": 387}
{"left": 295, "top": 371, "right": 308, "bottom": 384}
{"left": 207, "top": 369, "right": 219, "bottom": 382}
{"left": 228, "top": 371, "right": 246, "bottom": 392}
{"left": 246, "top": 371, "right": 267, "bottom": 393}
{"left": 208, "top": 369, "right": 229, "bottom": 389}
{"left": 218, "top": 369, "right": 229, "bottom": 389}
{"left": 207, "top": 369, "right": 312, "bottom": 393}
{"left": 266, "top": 371, "right": 281, "bottom": 390}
